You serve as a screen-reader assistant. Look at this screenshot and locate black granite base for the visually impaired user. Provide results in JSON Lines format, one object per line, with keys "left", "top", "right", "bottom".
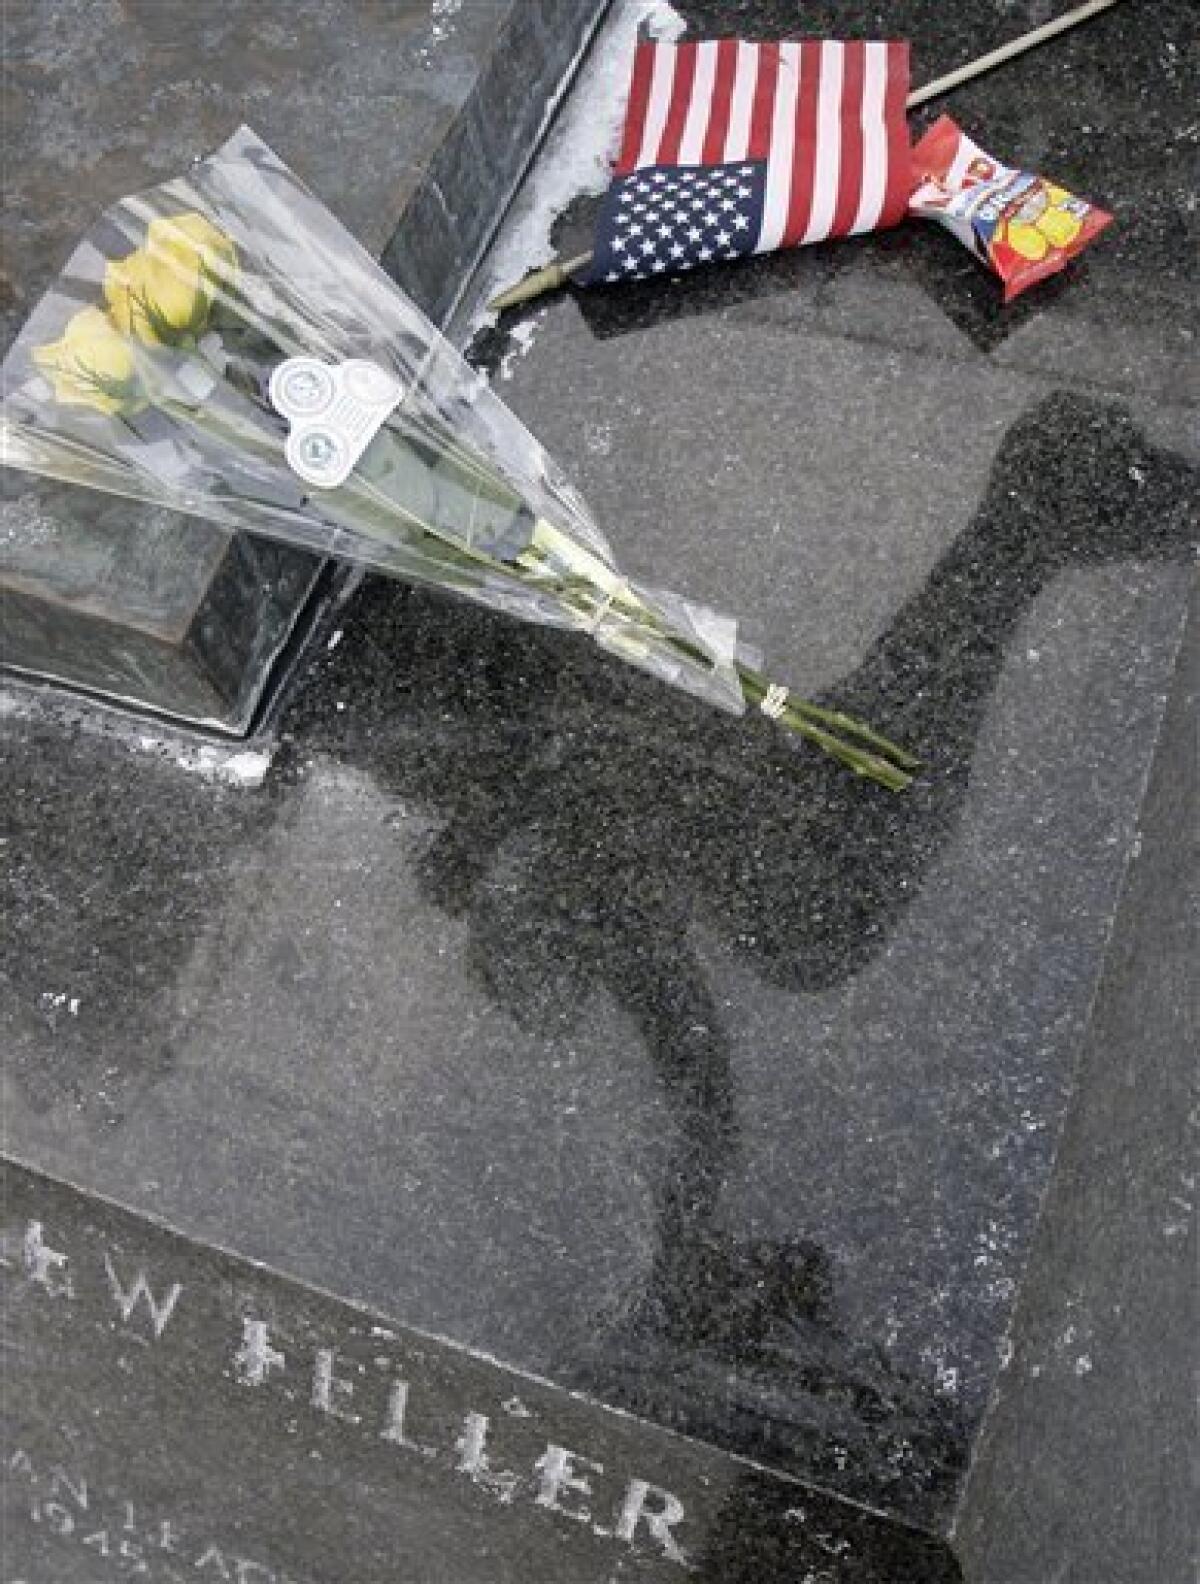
{"left": 3, "top": 1159, "right": 961, "bottom": 1584}
{"left": 955, "top": 581, "right": 1197, "bottom": 1584}
{"left": 1, "top": 0, "right": 604, "bottom": 733}
{"left": 1, "top": 473, "right": 328, "bottom": 730}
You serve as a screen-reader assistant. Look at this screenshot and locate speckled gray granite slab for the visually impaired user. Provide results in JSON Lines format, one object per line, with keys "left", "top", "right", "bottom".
{"left": 3, "top": 2, "right": 1197, "bottom": 1581}
{"left": 0, "top": 0, "right": 602, "bottom": 730}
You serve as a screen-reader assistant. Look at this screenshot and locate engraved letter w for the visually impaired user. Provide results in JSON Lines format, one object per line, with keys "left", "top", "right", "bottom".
{"left": 103, "top": 1253, "right": 183, "bottom": 1339}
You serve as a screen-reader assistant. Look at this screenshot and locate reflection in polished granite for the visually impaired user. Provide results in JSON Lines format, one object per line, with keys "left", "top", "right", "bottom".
{"left": 3, "top": 1, "right": 1197, "bottom": 1576}
{"left": 6, "top": 387, "right": 1194, "bottom": 1536}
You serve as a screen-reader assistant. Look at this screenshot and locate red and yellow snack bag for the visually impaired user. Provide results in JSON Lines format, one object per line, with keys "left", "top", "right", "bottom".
{"left": 908, "top": 115, "right": 1112, "bottom": 302}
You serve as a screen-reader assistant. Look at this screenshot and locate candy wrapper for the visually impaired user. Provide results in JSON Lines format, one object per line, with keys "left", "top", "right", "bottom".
{"left": 908, "top": 115, "right": 1111, "bottom": 302}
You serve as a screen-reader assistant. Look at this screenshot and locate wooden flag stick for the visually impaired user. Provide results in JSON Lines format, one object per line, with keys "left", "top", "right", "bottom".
{"left": 904, "top": 0, "right": 1123, "bottom": 108}
{"left": 486, "top": 0, "right": 1124, "bottom": 313}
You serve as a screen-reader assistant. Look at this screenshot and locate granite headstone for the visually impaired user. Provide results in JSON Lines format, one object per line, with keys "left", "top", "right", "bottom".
{"left": 1, "top": 0, "right": 603, "bottom": 731}
{"left": 3, "top": 2, "right": 1196, "bottom": 1581}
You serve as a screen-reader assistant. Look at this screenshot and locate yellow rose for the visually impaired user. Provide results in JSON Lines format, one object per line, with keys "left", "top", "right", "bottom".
{"left": 31, "top": 307, "right": 142, "bottom": 415}
{"left": 146, "top": 212, "right": 238, "bottom": 281}
{"left": 104, "top": 246, "right": 211, "bottom": 346}
{"left": 103, "top": 214, "right": 236, "bottom": 346}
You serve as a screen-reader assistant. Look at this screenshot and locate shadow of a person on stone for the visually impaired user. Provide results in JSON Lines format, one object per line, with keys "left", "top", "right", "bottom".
{"left": 7, "top": 390, "right": 1193, "bottom": 1513}
{"left": 282, "top": 390, "right": 1194, "bottom": 1517}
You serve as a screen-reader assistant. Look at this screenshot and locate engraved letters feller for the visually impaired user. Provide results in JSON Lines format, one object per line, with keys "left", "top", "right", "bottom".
{"left": 3, "top": 1212, "right": 695, "bottom": 1575}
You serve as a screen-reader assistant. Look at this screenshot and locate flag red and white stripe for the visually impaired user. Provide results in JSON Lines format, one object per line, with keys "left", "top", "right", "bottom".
{"left": 614, "top": 38, "right": 912, "bottom": 246}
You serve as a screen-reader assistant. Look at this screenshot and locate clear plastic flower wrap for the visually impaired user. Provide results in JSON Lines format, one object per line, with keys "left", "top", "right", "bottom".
{"left": 0, "top": 128, "right": 917, "bottom": 788}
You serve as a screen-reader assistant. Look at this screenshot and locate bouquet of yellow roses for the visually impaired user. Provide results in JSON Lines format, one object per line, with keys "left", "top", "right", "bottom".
{"left": 1, "top": 128, "right": 917, "bottom": 788}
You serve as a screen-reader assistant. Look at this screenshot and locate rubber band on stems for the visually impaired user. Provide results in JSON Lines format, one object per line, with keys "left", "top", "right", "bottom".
{"left": 760, "top": 683, "right": 790, "bottom": 720}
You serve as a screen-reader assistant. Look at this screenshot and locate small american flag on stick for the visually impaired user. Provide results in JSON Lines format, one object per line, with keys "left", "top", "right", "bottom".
{"left": 586, "top": 37, "right": 912, "bottom": 284}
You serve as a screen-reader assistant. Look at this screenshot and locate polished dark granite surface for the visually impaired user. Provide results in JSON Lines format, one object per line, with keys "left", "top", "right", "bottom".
{"left": 1, "top": 0, "right": 577, "bottom": 343}
{"left": 3, "top": 1156, "right": 962, "bottom": 1584}
{"left": 955, "top": 580, "right": 1196, "bottom": 1584}
{"left": 3, "top": 2, "right": 1197, "bottom": 1578}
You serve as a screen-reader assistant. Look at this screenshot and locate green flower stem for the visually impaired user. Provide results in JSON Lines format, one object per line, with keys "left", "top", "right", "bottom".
{"left": 157, "top": 386, "right": 916, "bottom": 790}
{"left": 733, "top": 664, "right": 917, "bottom": 792}
{"left": 443, "top": 535, "right": 919, "bottom": 792}
{"left": 522, "top": 548, "right": 918, "bottom": 791}
{"left": 780, "top": 698, "right": 922, "bottom": 771}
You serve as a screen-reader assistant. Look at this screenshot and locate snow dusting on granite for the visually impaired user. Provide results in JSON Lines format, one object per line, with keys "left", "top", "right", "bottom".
{"left": 1, "top": 681, "right": 275, "bottom": 786}
{"left": 473, "top": 0, "right": 686, "bottom": 366}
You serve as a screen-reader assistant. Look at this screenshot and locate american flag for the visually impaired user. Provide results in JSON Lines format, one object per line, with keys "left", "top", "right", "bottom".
{"left": 587, "top": 38, "right": 911, "bottom": 285}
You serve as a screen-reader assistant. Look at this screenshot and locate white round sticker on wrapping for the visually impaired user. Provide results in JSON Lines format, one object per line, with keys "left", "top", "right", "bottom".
{"left": 269, "top": 356, "right": 404, "bottom": 489}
